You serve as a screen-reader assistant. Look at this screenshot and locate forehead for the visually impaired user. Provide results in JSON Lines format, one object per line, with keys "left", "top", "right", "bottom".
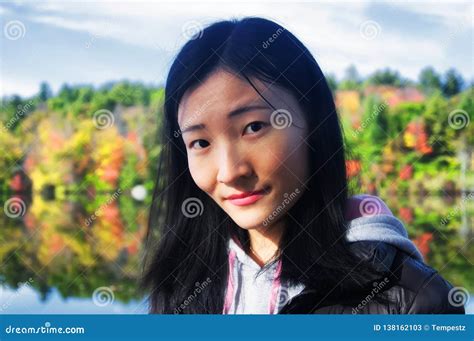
{"left": 177, "top": 70, "right": 264, "bottom": 126}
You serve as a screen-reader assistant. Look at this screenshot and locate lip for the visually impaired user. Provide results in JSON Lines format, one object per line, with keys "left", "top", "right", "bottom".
{"left": 225, "top": 187, "right": 270, "bottom": 206}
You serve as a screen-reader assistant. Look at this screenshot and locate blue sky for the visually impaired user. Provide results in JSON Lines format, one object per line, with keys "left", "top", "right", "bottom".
{"left": 0, "top": 0, "right": 472, "bottom": 97}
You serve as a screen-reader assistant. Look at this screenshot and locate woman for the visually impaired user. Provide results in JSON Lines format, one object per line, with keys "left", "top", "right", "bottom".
{"left": 142, "top": 17, "right": 464, "bottom": 314}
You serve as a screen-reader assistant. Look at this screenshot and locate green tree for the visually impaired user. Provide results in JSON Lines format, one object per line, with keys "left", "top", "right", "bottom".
{"left": 77, "top": 86, "right": 94, "bottom": 104}
{"left": 442, "top": 68, "right": 464, "bottom": 97}
{"left": 423, "top": 91, "right": 451, "bottom": 155}
{"left": 339, "top": 65, "right": 361, "bottom": 90}
{"left": 109, "top": 82, "right": 149, "bottom": 107}
{"left": 365, "top": 96, "right": 389, "bottom": 144}
{"left": 38, "top": 82, "right": 53, "bottom": 102}
{"left": 358, "top": 95, "right": 390, "bottom": 162}
{"left": 418, "top": 67, "right": 441, "bottom": 94}
{"left": 89, "top": 91, "right": 116, "bottom": 115}
{"left": 457, "top": 88, "right": 474, "bottom": 145}
{"left": 389, "top": 102, "right": 424, "bottom": 137}
{"left": 367, "top": 68, "right": 407, "bottom": 87}
{"left": 58, "top": 84, "right": 79, "bottom": 102}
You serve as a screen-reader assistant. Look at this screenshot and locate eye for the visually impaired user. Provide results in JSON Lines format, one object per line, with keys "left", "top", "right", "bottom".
{"left": 189, "top": 139, "right": 210, "bottom": 150}
{"left": 244, "top": 121, "right": 267, "bottom": 135}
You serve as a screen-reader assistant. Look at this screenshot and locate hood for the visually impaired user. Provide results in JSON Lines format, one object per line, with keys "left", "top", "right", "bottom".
{"left": 345, "top": 214, "right": 424, "bottom": 263}
{"left": 225, "top": 213, "right": 423, "bottom": 314}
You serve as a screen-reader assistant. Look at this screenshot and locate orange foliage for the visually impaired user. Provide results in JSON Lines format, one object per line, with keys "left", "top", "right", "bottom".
{"left": 399, "top": 207, "right": 413, "bottom": 224}
{"left": 346, "top": 160, "right": 361, "bottom": 178}
{"left": 403, "top": 121, "right": 433, "bottom": 155}
{"left": 412, "top": 232, "right": 433, "bottom": 260}
{"left": 399, "top": 165, "right": 413, "bottom": 180}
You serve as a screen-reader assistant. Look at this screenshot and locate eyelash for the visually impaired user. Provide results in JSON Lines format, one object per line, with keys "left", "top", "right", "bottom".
{"left": 188, "top": 121, "right": 268, "bottom": 150}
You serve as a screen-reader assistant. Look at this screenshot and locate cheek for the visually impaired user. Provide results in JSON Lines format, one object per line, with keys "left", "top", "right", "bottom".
{"left": 286, "top": 136, "right": 309, "bottom": 179}
{"left": 188, "top": 157, "right": 214, "bottom": 193}
{"left": 260, "top": 130, "right": 308, "bottom": 181}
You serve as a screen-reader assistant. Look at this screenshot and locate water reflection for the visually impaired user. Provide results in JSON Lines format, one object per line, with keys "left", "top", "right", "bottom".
{"left": 0, "top": 193, "right": 472, "bottom": 314}
{"left": 1, "top": 192, "right": 148, "bottom": 314}
{"left": 0, "top": 286, "right": 147, "bottom": 314}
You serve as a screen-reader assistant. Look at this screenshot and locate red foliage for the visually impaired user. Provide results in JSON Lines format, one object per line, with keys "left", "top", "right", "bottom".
{"left": 346, "top": 160, "right": 361, "bottom": 178}
{"left": 9, "top": 174, "right": 23, "bottom": 191}
{"left": 50, "top": 234, "right": 65, "bottom": 254}
{"left": 99, "top": 143, "right": 125, "bottom": 186}
{"left": 102, "top": 166, "right": 120, "bottom": 184}
{"left": 367, "top": 183, "right": 376, "bottom": 194}
{"left": 127, "top": 131, "right": 138, "bottom": 143}
{"left": 412, "top": 232, "right": 433, "bottom": 259}
{"left": 399, "top": 165, "right": 413, "bottom": 180}
{"left": 23, "top": 155, "right": 36, "bottom": 173}
{"left": 399, "top": 207, "right": 413, "bottom": 224}
{"left": 49, "top": 131, "right": 65, "bottom": 151}
{"left": 101, "top": 203, "right": 124, "bottom": 243}
{"left": 406, "top": 121, "right": 433, "bottom": 155}
{"left": 23, "top": 213, "right": 36, "bottom": 232}
{"left": 127, "top": 240, "right": 139, "bottom": 255}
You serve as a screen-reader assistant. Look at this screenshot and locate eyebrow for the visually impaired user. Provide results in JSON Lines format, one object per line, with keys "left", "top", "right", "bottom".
{"left": 180, "top": 104, "right": 270, "bottom": 134}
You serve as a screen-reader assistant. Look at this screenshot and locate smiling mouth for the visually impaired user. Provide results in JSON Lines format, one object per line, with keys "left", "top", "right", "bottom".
{"left": 226, "top": 186, "right": 271, "bottom": 206}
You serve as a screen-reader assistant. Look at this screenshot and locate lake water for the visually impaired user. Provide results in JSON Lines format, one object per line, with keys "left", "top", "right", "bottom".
{"left": 1, "top": 194, "right": 472, "bottom": 314}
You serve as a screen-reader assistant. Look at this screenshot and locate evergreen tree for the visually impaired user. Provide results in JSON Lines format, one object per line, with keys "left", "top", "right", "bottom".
{"left": 38, "top": 82, "right": 53, "bottom": 102}
{"left": 419, "top": 67, "right": 442, "bottom": 94}
{"left": 442, "top": 68, "right": 464, "bottom": 97}
{"left": 339, "top": 65, "right": 361, "bottom": 90}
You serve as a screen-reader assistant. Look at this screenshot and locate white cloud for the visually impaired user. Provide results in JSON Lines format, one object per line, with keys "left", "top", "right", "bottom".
{"left": 2, "top": 0, "right": 472, "bottom": 96}
{"left": 0, "top": 76, "right": 40, "bottom": 98}
{"left": 388, "top": 1, "right": 473, "bottom": 30}
{"left": 0, "top": 5, "right": 9, "bottom": 15}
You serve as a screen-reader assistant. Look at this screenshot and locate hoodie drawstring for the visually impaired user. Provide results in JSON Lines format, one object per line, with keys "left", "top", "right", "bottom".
{"left": 223, "top": 249, "right": 282, "bottom": 314}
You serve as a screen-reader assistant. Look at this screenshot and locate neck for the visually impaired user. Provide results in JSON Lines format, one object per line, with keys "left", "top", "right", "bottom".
{"left": 247, "top": 219, "right": 285, "bottom": 267}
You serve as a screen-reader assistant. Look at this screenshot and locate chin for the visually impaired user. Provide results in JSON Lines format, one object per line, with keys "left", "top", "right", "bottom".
{"left": 229, "top": 213, "right": 271, "bottom": 231}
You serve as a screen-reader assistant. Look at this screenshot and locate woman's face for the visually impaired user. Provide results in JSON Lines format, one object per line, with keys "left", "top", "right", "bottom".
{"left": 177, "top": 69, "right": 309, "bottom": 231}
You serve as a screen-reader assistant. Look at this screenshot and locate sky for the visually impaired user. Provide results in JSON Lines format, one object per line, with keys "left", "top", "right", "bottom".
{"left": 0, "top": 0, "right": 472, "bottom": 98}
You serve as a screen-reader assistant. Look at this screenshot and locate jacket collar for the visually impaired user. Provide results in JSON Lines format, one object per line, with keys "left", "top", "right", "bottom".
{"left": 278, "top": 241, "right": 398, "bottom": 313}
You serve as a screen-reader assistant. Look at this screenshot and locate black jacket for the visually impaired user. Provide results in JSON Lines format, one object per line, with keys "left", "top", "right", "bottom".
{"left": 279, "top": 241, "right": 466, "bottom": 314}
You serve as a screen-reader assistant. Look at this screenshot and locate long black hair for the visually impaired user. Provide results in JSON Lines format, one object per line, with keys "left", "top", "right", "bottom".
{"left": 142, "top": 17, "right": 385, "bottom": 314}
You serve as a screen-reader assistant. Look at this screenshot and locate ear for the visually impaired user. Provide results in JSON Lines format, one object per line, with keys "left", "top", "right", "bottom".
{"left": 344, "top": 194, "right": 393, "bottom": 221}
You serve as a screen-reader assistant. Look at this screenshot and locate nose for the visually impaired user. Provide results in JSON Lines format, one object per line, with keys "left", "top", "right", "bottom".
{"left": 216, "top": 145, "right": 253, "bottom": 184}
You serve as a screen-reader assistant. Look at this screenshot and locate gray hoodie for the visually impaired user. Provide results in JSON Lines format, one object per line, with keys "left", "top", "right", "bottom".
{"left": 224, "top": 214, "right": 423, "bottom": 314}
